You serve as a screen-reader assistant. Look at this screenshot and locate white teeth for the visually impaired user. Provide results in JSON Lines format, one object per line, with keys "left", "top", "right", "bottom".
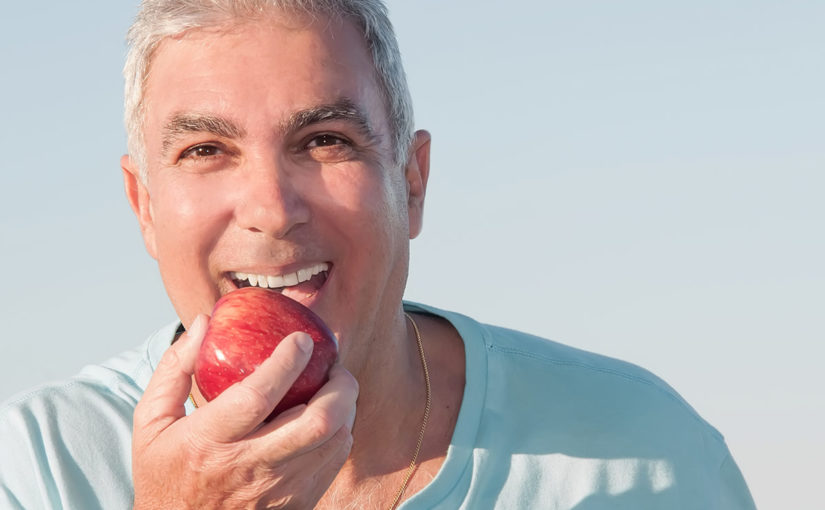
{"left": 231, "top": 263, "right": 329, "bottom": 290}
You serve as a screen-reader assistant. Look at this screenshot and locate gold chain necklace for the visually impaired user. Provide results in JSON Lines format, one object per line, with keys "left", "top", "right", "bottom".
{"left": 187, "top": 312, "right": 432, "bottom": 510}
{"left": 387, "top": 312, "right": 432, "bottom": 510}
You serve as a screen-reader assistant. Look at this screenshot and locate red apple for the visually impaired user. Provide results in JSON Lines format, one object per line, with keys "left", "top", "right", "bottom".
{"left": 194, "top": 287, "right": 338, "bottom": 420}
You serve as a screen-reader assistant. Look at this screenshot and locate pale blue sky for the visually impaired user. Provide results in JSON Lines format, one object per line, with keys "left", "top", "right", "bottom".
{"left": 1, "top": 2, "right": 823, "bottom": 508}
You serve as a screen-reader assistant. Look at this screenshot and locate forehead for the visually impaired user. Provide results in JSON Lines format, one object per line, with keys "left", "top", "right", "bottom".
{"left": 142, "top": 13, "right": 388, "bottom": 146}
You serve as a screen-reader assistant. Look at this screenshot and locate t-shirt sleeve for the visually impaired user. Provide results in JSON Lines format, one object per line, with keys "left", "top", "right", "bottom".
{"left": 717, "top": 452, "right": 758, "bottom": 510}
{"left": 1, "top": 391, "right": 65, "bottom": 509}
{"left": 0, "top": 380, "right": 137, "bottom": 509}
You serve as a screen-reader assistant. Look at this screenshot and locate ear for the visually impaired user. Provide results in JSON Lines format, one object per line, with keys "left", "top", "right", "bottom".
{"left": 405, "top": 130, "right": 431, "bottom": 239}
{"left": 121, "top": 154, "right": 158, "bottom": 260}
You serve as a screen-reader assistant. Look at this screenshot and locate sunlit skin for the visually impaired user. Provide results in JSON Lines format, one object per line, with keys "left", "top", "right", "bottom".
{"left": 124, "top": 16, "right": 421, "bottom": 377}
{"left": 122, "top": 12, "right": 465, "bottom": 506}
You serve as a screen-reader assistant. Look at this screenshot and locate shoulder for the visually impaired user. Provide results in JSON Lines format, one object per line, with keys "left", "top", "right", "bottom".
{"left": 0, "top": 374, "right": 139, "bottom": 508}
{"left": 402, "top": 305, "right": 758, "bottom": 508}
{"left": 0, "top": 319, "right": 179, "bottom": 418}
{"left": 483, "top": 322, "right": 707, "bottom": 426}
{"left": 0, "top": 321, "right": 179, "bottom": 509}
{"left": 406, "top": 301, "right": 726, "bottom": 454}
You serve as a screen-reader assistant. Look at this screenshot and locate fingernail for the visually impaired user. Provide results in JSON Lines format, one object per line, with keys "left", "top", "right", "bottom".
{"left": 347, "top": 407, "right": 357, "bottom": 431}
{"left": 295, "top": 333, "right": 314, "bottom": 355}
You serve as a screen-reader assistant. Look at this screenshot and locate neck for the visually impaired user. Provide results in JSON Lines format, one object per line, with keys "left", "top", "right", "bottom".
{"left": 319, "top": 309, "right": 466, "bottom": 510}
{"left": 344, "top": 309, "right": 429, "bottom": 477}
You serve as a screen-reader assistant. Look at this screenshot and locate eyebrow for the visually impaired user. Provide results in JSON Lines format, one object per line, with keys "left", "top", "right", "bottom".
{"left": 281, "top": 97, "right": 379, "bottom": 143}
{"left": 161, "top": 113, "right": 246, "bottom": 156}
{"left": 159, "top": 97, "right": 380, "bottom": 157}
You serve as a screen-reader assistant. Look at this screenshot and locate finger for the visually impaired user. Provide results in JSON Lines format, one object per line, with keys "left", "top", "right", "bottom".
{"left": 134, "top": 314, "right": 208, "bottom": 435}
{"left": 312, "top": 425, "right": 354, "bottom": 486}
{"left": 195, "top": 331, "right": 314, "bottom": 442}
{"left": 311, "top": 364, "right": 359, "bottom": 433}
{"left": 275, "top": 425, "right": 354, "bottom": 503}
{"left": 311, "top": 425, "right": 354, "bottom": 485}
{"left": 251, "top": 363, "right": 358, "bottom": 459}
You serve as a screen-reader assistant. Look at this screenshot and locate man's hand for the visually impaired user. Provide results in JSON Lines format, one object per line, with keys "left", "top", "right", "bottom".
{"left": 132, "top": 315, "right": 358, "bottom": 509}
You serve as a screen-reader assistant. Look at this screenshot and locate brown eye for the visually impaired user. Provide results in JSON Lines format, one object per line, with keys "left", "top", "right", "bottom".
{"left": 181, "top": 144, "right": 222, "bottom": 159}
{"left": 306, "top": 134, "right": 347, "bottom": 148}
{"left": 299, "top": 133, "right": 355, "bottom": 163}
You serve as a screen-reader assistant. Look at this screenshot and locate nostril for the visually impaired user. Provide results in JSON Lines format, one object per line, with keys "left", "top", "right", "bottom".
{"left": 236, "top": 196, "right": 310, "bottom": 239}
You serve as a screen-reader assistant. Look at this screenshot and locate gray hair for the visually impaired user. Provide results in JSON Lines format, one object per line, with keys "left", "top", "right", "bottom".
{"left": 124, "top": 0, "right": 415, "bottom": 182}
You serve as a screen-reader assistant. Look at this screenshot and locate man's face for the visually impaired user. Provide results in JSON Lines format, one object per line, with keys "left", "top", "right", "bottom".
{"left": 122, "top": 14, "right": 429, "bottom": 363}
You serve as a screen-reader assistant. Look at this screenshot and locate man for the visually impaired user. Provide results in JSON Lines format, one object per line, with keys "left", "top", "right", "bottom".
{"left": 0, "top": 0, "right": 756, "bottom": 508}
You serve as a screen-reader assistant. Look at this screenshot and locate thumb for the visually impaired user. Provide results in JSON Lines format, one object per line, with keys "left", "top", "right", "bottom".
{"left": 133, "top": 314, "right": 208, "bottom": 440}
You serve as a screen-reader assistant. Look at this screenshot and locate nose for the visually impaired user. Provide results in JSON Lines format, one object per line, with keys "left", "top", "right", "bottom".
{"left": 234, "top": 156, "right": 311, "bottom": 239}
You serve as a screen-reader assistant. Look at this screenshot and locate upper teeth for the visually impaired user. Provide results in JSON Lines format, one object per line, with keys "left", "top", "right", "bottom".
{"left": 231, "top": 262, "right": 329, "bottom": 289}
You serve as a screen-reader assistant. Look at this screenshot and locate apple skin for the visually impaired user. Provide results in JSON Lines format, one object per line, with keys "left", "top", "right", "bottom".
{"left": 194, "top": 287, "right": 338, "bottom": 421}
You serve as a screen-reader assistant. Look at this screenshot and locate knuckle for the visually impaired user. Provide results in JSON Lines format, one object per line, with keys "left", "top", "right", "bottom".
{"left": 330, "top": 365, "right": 359, "bottom": 396}
{"left": 132, "top": 399, "right": 170, "bottom": 440}
{"left": 302, "top": 410, "right": 338, "bottom": 445}
{"left": 132, "top": 413, "right": 152, "bottom": 440}
{"left": 132, "top": 399, "right": 148, "bottom": 426}
{"left": 157, "top": 344, "right": 183, "bottom": 372}
{"left": 338, "top": 367, "right": 358, "bottom": 390}
{"left": 185, "top": 436, "right": 240, "bottom": 472}
{"left": 230, "top": 383, "right": 274, "bottom": 417}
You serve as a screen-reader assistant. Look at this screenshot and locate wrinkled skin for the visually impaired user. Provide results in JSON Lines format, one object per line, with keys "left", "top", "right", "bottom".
{"left": 124, "top": 11, "right": 431, "bottom": 509}
{"left": 132, "top": 316, "right": 358, "bottom": 509}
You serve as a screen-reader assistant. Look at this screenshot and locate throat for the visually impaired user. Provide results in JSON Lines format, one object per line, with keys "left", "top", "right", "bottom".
{"left": 339, "top": 313, "right": 433, "bottom": 485}
{"left": 322, "top": 312, "right": 465, "bottom": 510}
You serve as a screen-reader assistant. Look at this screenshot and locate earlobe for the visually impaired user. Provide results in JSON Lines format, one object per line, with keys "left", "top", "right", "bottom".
{"left": 406, "top": 130, "right": 431, "bottom": 239}
{"left": 121, "top": 154, "right": 158, "bottom": 259}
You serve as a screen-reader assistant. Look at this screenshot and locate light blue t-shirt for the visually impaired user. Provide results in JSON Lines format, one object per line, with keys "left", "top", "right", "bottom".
{"left": 0, "top": 303, "right": 756, "bottom": 509}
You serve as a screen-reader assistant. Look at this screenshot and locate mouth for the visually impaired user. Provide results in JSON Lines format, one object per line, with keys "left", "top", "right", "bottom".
{"left": 228, "top": 262, "right": 330, "bottom": 303}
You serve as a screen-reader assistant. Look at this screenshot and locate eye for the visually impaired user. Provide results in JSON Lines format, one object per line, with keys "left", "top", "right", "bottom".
{"left": 180, "top": 144, "right": 224, "bottom": 160}
{"left": 301, "top": 133, "right": 355, "bottom": 163}
{"left": 306, "top": 134, "right": 349, "bottom": 149}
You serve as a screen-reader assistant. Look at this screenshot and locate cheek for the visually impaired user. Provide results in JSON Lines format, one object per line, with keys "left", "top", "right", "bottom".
{"left": 372, "top": 170, "right": 410, "bottom": 240}
{"left": 158, "top": 171, "right": 234, "bottom": 227}
{"left": 155, "top": 191, "right": 205, "bottom": 249}
{"left": 323, "top": 165, "right": 408, "bottom": 230}
{"left": 150, "top": 177, "right": 233, "bottom": 280}
{"left": 321, "top": 167, "right": 410, "bottom": 290}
